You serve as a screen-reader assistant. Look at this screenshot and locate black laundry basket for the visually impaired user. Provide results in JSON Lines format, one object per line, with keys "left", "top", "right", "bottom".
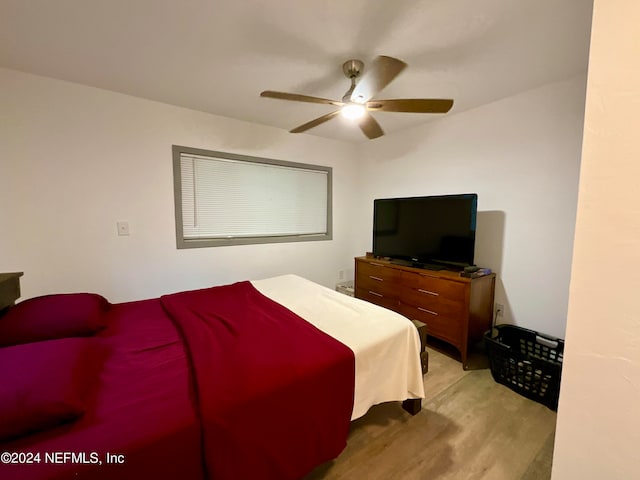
{"left": 484, "top": 325, "right": 564, "bottom": 410}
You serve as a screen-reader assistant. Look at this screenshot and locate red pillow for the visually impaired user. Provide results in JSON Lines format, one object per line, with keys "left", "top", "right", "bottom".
{"left": 0, "top": 293, "right": 110, "bottom": 347}
{"left": 0, "top": 337, "right": 105, "bottom": 441}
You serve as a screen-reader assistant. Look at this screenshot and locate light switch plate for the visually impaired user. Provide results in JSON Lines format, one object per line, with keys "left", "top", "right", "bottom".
{"left": 117, "top": 221, "right": 130, "bottom": 236}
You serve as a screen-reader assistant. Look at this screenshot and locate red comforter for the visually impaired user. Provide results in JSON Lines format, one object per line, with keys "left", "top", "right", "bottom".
{"left": 161, "top": 281, "right": 355, "bottom": 480}
{"left": 0, "top": 281, "right": 355, "bottom": 480}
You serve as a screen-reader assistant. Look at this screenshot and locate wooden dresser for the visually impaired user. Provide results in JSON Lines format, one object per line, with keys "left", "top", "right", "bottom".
{"left": 355, "top": 257, "right": 495, "bottom": 369}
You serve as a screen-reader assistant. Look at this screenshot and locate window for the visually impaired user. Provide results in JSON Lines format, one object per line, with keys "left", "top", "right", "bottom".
{"left": 172, "top": 145, "right": 332, "bottom": 248}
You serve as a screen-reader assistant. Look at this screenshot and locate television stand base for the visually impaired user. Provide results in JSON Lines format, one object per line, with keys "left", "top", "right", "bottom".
{"left": 390, "top": 259, "right": 444, "bottom": 271}
{"left": 418, "top": 263, "right": 445, "bottom": 271}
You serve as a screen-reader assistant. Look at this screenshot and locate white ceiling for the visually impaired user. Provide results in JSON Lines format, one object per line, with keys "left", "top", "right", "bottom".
{"left": 0, "top": 0, "right": 593, "bottom": 143}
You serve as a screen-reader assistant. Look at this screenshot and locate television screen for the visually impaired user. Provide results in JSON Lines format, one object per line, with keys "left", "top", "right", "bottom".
{"left": 373, "top": 193, "right": 478, "bottom": 268}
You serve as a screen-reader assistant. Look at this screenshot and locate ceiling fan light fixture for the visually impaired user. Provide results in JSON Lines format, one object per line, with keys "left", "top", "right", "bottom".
{"left": 341, "top": 103, "right": 366, "bottom": 120}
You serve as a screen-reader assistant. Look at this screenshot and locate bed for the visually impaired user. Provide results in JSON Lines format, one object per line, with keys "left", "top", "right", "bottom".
{"left": 0, "top": 274, "right": 424, "bottom": 480}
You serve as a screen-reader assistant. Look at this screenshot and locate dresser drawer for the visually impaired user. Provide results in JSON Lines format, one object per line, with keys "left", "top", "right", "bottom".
{"left": 401, "top": 288, "right": 464, "bottom": 318}
{"left": 356, "top": 261, "right": 401, "bottom": 296}
{"left": 400, "top": 271, "right": 466, "bottom": 302}
{"left": 355, "top": 287, "right": 398, "bottom": 311}
{"left": 357, "top": 260, "right": 401, "bottom": 282}
{"left": 356, "top": 274, "right": 399, "bottom": 297}
{"left": 399, "top": 302, "right": 462, "bottom": 345}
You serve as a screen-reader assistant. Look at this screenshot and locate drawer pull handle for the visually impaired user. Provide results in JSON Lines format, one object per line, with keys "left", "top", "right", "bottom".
{"left": 418, "top": 288, "right": 439, "bottom": 296}
{"left": 419, "top": 273, "right": 440, "bottom": 279}
{"left": 418, "top": 307, "right": 438, "bottom": 316}
{"left": 368, "top": 291, "right": 383, "bottom": 297}
{"left": 369, "top": 275, "right": 384, "bottom": 282}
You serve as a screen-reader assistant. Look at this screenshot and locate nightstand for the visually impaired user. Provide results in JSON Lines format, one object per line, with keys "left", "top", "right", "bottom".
{"left": 0, "top": 272, "right": 24, "bottom": 311}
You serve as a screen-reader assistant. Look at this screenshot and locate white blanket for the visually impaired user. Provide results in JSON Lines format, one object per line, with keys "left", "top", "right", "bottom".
{"left": 251, "top": 274, "right": 425, "bottom": 420}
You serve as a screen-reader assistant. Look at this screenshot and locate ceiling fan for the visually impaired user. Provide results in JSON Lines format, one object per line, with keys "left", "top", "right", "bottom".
{"left": 260, "top": 56, "right": 453, "bottom": 140}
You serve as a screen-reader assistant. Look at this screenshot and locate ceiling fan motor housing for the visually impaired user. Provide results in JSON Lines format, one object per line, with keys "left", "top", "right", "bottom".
{"left": 342, "top": 59, "right": 364, "bottom": 79}
{"left": 342, "top": 59, "right": 364, "bottom": 103}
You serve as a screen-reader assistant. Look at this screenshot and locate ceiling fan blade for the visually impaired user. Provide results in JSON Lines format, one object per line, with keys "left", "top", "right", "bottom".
{"left": 366, "top": 98, "right": 454, "bottom": 113}
{"left": 350, "top": 56, "right": 407, "bottom": 103}
{"left": 261, "top": 91, "right": 343, "bottom": 106}
{"left": 358, "top": 112, "right": 384, "bottom": 139}
{"left": 290, "top": 110, "right": 341, "bottom": 133}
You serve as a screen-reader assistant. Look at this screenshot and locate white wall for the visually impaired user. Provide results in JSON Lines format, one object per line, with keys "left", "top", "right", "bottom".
{"left": 552, "top": 1, "right": 640, "bottom": 478}
{"left": 0, "top": 68, "right": 359, "bottom": 302}
{"left": 353, "top": 76, "right": 587, "bottom": 337}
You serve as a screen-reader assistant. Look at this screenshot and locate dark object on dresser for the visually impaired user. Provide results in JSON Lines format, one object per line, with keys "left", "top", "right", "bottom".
{"left": 460, "top": 267, "right": 492, "bottom": 278}
{"left": 484, "top": 325, "right": 564, "bottom": 410}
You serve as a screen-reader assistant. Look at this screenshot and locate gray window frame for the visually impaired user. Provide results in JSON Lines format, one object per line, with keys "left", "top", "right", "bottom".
{"left": 172, "top": 145, "right": 333, "bottom": 249}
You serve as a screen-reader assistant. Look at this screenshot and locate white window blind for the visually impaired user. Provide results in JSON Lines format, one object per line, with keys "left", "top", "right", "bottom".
{"left": 173, "top": 146, "right": 332, "bottom": 248}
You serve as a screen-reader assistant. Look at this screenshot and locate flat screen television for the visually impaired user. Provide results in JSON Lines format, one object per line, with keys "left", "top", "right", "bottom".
{"left": 373, "top": 193, "right": 478, "bottom": 269}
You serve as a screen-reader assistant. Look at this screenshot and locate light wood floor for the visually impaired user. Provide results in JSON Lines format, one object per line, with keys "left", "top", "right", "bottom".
{"left": 306, "top": 347, "right": 557, "bottom": 480}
